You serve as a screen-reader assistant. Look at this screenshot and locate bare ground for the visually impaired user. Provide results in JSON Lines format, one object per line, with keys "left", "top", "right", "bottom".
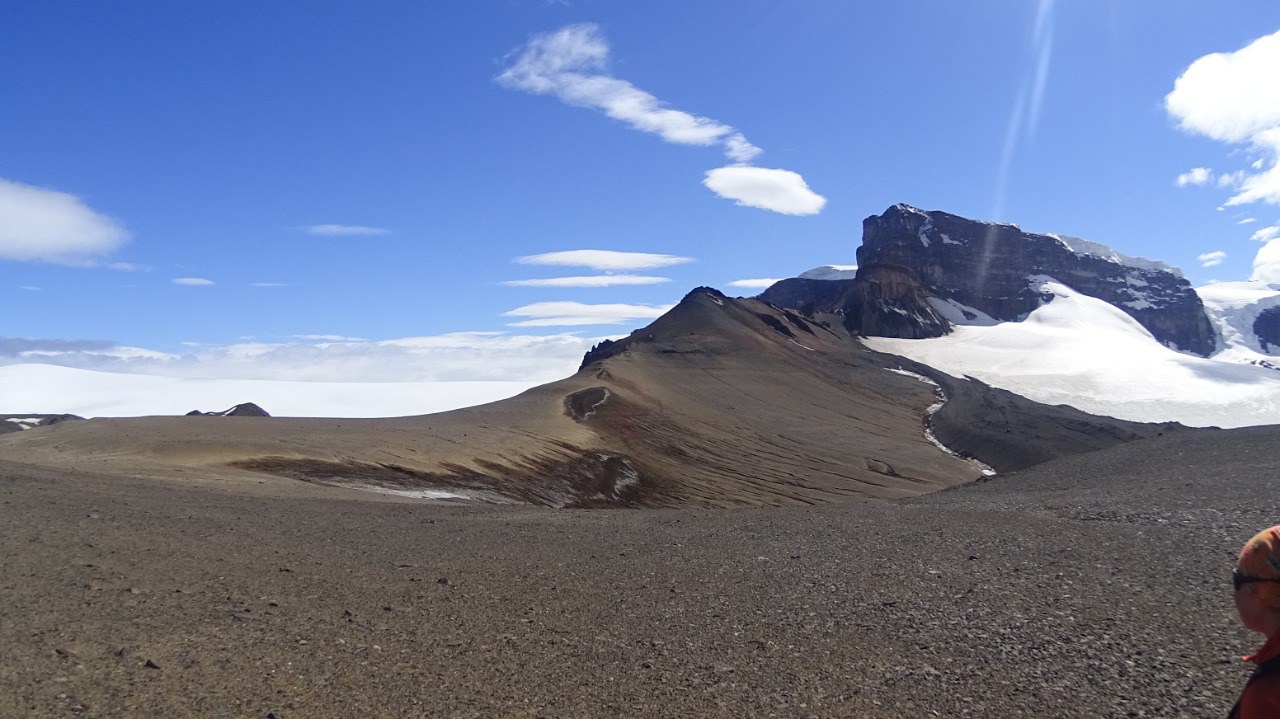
{"left": 2, "top": 425, "right": 1276, "bottom": 718}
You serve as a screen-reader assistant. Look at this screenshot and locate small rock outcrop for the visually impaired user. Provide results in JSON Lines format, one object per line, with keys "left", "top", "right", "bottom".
{"left": 186, "top": 403, "right": 270, "bottom": 417}
{"left": 0, "top": 414, "right": 83, "bottom": 434}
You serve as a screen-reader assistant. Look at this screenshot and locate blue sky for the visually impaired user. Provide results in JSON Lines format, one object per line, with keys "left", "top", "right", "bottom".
{"left": 3, "top": 1, "right": 1280, "bottom": 381}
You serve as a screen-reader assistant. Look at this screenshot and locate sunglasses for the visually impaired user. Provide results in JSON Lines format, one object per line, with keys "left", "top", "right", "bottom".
{"left": 1233, "top": 568, "right": 1280, "bottom": 591}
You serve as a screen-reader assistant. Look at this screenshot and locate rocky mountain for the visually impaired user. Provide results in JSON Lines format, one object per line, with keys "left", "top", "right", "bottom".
{"left": 0, "top": 414, "right": 82, "bottom": 434}
{"left": 762, "top": 204, "right": 1217, "bottom": 355}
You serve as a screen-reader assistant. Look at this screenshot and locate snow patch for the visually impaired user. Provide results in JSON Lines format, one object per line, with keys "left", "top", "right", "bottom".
{"left": 866, "top": 281, "right": 1280, "bottom": 428}
{"left": 884, "top": 368, "right": 996, "bottom": 475}
{"left": 342, "top": 483, "right": 475, "bottom": 501}
{"left": 797, "top": 265, "right": 859, "bottom": 281}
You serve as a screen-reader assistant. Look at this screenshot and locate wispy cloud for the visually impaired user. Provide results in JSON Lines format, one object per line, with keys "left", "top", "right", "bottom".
{"left": 504, "top": 275, "right": 670, "bottom": 288}
{"left": 1252, "top": 225, "right": 1280, "bottom": 242}
{"left": 20, "top": 285, "right": 41, "bottom": 291}
{"left": 1239, "top": 217, "right": 1258, "bottom": 224}
{"left": 517, "top": 249, "right": 691, "bottom": 272}
{"left": 727, "top": 278, "right": 783, "bottom": 289}
{"left": 172, "top": 277, "right": 215, "bottom": 286}
{"left": 703, "top": 166, "right": 826, "bottom": 216}
{"left": 1196, "top": 250, "right": 1227, "bottom": 267}
{"left": 252, "top": 282, "right": 290, "bottom": 288}
{"left": 0, "top": 178, "right": 129, "bottom": 264}
{"left": 497, "top": 23, "right": 761, "bottom": 162}
{"left": 498, "top": 24, "right": 825, "bottom": 215}
{"left": 107, "top": 261, "right": 150, "bottom": 272}
{"left": 303, "top": 224, "right": 392, "bottom": 237}
{"left": 503, "top": 301, "right": 673, "bottom": 327}
{"left": 1166, "top": 29, "right": 1280, "bottom": 207}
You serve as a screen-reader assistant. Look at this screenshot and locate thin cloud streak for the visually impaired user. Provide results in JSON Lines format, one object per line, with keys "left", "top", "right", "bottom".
{"left": 504, "top": 275, "right": 670, "bottom": 288}
{"left": 516, "top": 250, "right": 692, "bottom": 272}
{"left": 304, "top": 224, "right": 392, "bottom": 237}
{"left": 727, "top": 278, "right": 783, "bottom": 289}
{"left": 503, "top": 301, "right": 674, "bottom": 327}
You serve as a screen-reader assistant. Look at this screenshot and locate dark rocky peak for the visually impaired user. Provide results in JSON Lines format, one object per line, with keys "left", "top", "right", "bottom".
{"left": 581, "top": 287, "right": 732, "bottom": 369}
{"left": 186, "top": 402, "right": 270, "bottom": 417}
{"left": 843, "top": 204, "right": 1215, "bottom": 355}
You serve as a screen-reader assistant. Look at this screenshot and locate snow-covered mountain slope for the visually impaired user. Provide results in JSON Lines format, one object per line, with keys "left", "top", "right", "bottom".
{"left": 797, "top": 264, "right": 858, "bottom": 280}
{"left": 1196, "top": 281, "right": 1280, "bottom": 365}
{"left": 0, "top": 364, "right": 539, "bottom": 418}
{"left": 863, "top": 280, "right": 1280, "bottom": 428}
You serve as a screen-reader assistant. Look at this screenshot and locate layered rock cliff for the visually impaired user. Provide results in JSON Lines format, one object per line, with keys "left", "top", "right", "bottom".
{"left": 762, "top": 204, "right": 1217, "bottom": 356}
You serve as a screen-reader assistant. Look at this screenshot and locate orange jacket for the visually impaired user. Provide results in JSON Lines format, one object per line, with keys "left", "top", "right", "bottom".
{"left": 1231, "top": 634, "right": 1280, "bottom": 719}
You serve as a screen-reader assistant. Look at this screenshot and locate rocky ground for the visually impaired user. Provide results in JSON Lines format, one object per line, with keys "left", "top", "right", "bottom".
{"left": 2, "top": 426, "right": 1276, "bottom": 718}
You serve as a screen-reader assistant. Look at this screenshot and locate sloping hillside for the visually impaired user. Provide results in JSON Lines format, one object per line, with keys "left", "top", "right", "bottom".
{"left": 0, "top": 288, "right": 1169, "bottom": 507}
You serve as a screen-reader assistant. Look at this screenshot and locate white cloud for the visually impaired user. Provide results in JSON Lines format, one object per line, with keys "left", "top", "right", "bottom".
{"left": 0, "top": 178, "right": 129, "bottom": 264}
{"left": 20, "top": 286, "right": 41, "bottom": 291}
{"left": 1166, "top": 29, "right": 1280, "bottom": 206}
{"left": 0, "top": 331, "right": 616, "bottom": 384}
{"left": 516, "top": 249, "right": 691, "bottom": 271}
{"left": 503, "top": 301, "right": 674, "bottom": 327}
{"left": 252, "top": 282, "right": 289, "bottom": 288}
{"left": 173, "top": 277, "right": 215, "bottom": 286}
{"left": 497, "top": 24, "right": 762, "bottom": 162}
{"left": 497, "top": 24, "right": 825, "bottom": 215}
{"left": 727, "top": 278, "right": 783, "bottom": 289}
{"left": 703, "top": 166, "right": 827, "bottom": 216}
{"left": 304, "top": 224, "right": 392, "bottom": 237}
{"left": 504, "top": 275, "right": 670, "bottom": 288}
{"left": 1175, "top": 167, "right": 1213, "bottom": 187}
{"left": 1252, "top": 225, "right": 1280, "bottom": 242}
{"left": 1196, "top": 250, "right": 1227, "bottom": 267}
{"left": 1252, "top": 239, "right": 1280, "bottom": 283}
{"left": 1239, "top": 217, "right": 1258, "bottom": 224}
{"left": 292, "top": 334, "right": 367, "bottom": 342}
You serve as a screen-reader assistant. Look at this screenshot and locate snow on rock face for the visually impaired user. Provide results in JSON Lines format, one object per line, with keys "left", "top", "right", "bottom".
{"left": 0, "top": 364, "right": 541, "bottom": 419}
{"left": 864, "top": 280, "right": 1280, "bottom": 428}
{"left": 797, "top": 264, "right": 859, "bottom": 281}
{"left": 851, "top": 205, "right": 1216, "bottom": 355}
{"left": 1049, "top": 234, "right": 1183, "bottom": 278}
{"left": 1196, "top": 281, "right": 1280, "bottom": 364}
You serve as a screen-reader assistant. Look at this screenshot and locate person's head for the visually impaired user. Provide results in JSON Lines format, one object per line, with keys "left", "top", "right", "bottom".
{"left": 1235, "top": 525, "right": 1280, "bottom": 637}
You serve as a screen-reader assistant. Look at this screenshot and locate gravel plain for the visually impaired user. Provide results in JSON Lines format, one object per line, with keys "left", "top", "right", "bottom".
{"left": 2, "top": 425, "right": 1277, "bottom": 718}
